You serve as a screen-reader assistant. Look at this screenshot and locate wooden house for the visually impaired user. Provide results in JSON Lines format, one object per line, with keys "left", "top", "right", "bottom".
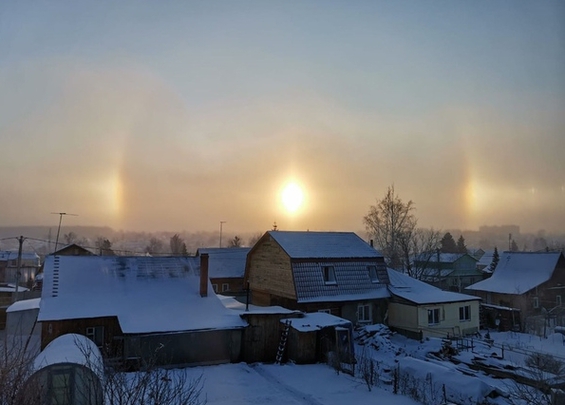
{"left": 53, "top": 243, "right": 96, "bottom": 256}
{"left": 244, "top": 231, "right": 390, "bottom": 325}
{"left": 418, "top": 253, "right": 482, "bottom": 292}
{"left": 38, "top": 255, "right": 247, "bottom": 369}
{"left": 196, "top": 247, "right": 250, "bottom": 295}
{"left": 466, "top": 252, "right": 565, "bottom": 330}
{"left": 387, "top": 269, "right": 480, "bottom": 339}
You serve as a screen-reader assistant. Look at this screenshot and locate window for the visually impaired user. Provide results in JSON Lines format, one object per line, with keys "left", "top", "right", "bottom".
{"left": 322, "top": 266, "right": 337, "bottom": 285}
{"left": 86, "top": 326, "right": 104, "bottom": 348}
{"left": 212, "top": 284, "right": 218, "bottom": 293}
{"left": 358, "top": 304, "right": 372, "bottom": 324}
{"left": 368, "top": 266, "right": 378, "bottom": 283}
{"left": 428, "top": 308, "right": 440, "bottom": 325}
{"left": 533, "top": 297, "right": 539, "bottom": 309}
{"left": 557, "top": 295, "right": 562, "bottom": 306}
{"left": 459, "top": 305, "right": 471, "bottom": 321}
{"left": 222, "top": 283, "right": 229, "bottom": 292}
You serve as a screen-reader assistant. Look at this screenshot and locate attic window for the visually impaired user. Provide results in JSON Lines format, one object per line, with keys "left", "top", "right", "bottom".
{"left": 368, "top": 266, "right": 378, "bottom": 283}
{"left": 322, "top": 266, "right": 337, "bottom": 285}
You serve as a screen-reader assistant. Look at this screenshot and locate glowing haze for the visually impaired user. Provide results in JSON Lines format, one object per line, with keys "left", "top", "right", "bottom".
{"left": 1, "top": 2, "right": 564, "bottom": 233}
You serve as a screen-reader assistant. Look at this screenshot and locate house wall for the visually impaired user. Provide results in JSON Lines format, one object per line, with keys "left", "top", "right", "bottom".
{"left": 389, "top": 300, "right": 480, "bottom": 339}
{"left": 210, "top": 277, "right": 244, "bottom": 294}
{"left": 124, "top": 328, "right": 243, "bottom": 368}
{"left": 41, "top": 316, "right": 123, "bottom": 356}
{"left": 247, "top": 237, "right": 296, "bottom": 302}
{"left": 241, "top": 313, "right": 293, "bottom": 363}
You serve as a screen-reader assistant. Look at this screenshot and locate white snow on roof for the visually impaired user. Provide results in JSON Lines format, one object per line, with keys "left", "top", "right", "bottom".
{"left": 7, "top": 297, "right": 40, "bottom": 312}
{"left": 387, "top": 269, "right": 480, "bottom": 305}
{"left": 38, "top": 256, "right": 247, "bottom": 333}
{"left": 284, "top": 312, "right": 351, "bottom": 332}
{"left": 0, "top": 284, "right": 29, "bottom": 293}
{"left": 0, "top": 251, "right": 40, "bottom": 261}
{"left": 218, "top": 295, "right": 300, "bottom": 315}
{"left": 33, "top": 333, "right": 104, "bottom": 379}
{"left": 476, "top": 250, "right": 494, "bottom": 268}
{"left": 466, "top": 252, "right": 563, "bottom": 294}
{"left": 197, "top": 247, "right": 250, "bottom": 278}
{"left": 267, "top": 231, "right": 382, "bottom": 259}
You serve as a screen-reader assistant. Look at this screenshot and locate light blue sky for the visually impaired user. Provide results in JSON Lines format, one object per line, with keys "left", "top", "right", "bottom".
{"left": 1, "top": 1, "right": 564, "bottom": 233}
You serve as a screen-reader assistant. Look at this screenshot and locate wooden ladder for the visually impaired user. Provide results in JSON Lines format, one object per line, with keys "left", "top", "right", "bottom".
{"left": 275, "top": 319, "right": 291, "bottom": 364}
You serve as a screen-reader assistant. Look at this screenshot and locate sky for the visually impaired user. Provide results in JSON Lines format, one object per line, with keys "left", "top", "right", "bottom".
{"left": 1, "top": 1, "right": 564, "bottom": 234}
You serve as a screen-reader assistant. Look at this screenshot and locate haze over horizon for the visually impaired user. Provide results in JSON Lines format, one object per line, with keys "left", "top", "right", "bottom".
{"left": 1, "top": 2, "right": 564, "bottom": 234}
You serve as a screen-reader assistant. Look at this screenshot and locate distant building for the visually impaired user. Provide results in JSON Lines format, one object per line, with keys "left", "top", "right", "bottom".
{"left": 196, "top": 247, "right": 250, "bottom": 294}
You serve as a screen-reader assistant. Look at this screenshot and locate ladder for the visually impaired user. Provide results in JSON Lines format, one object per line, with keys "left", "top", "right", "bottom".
{"left": 275, "top": 319, "right": 291, "bottom": 364}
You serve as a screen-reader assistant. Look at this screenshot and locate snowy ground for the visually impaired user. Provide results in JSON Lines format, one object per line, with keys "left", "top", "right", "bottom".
{"left": 164, "top": 327, "right": 565, "bottom": 405}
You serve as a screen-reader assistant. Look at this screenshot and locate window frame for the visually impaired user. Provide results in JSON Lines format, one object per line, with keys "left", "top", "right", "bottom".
{"left": 533, "top": 296, "right": 539, "bottom": 309}
{"left": 557, "top": 295, "right": 562, "bottom": 306}
{"left": 367, "top": 265, "right": 379, "bottom": 283}
{"left": 322, "top": 266, "right": 337, "bottom": 285}
{"left": 212, "top": 284, "right": 218, "bottom": 293}
{"left": 221, "top": 283, "right": 229, "bottom": 292}
{"left": 459, "top": 305, "right": 471, "bottom": 321}
{"left": 357, "top": 303, "right": 372, "bottom": 324}
{"left": 428, "top": 308, "right": 440, "bottom": 325}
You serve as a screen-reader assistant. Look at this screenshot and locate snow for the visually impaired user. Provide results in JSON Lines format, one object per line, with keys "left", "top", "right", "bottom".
{"left": 38, "top": 256, "right": 247, "bottom": 333}
{"left": 6, "top": 297, "right": 40, "bottom": 312}
{"left": 466, "top": 251, "right": 563, "bottom": 294}
{"left": 218, "top": 295, "right": 300, "bottom": 315}
{"left": 0, "top": 284, "right": 29, "bottom": 292}
{"left": 283, "top": 312, "right": 351, "bottom": 332}
{"left": 387, "top": 268, "right": 480, "bottom": 304}
{"left": 33, "top": 333, "right": 104, "bottom": 379}
{"left": 268, "top": 231, "right": 382, "bottom": 259}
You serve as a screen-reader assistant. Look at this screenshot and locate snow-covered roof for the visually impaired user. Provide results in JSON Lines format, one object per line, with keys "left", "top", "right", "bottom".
{"left": 0, "top": 284, "right": 30, "bottom": 293}
{"left": 466, "top": 252, "right": 564, "bottom": 295}
{"left": 7, "top": 297, "right": 40, "bottom": 312}
{"left": 284, "top": 312, "right": 351, "bottom": 332}
{"left": 218, "top": 295, "right": 300, "bottom": 315}
{"left": 476, "top": 250, "right": 494, "bottom": 268}
{"left": 197, "top": 247, "right": 250, "bottom": 278}
{"left": 267, "top": 231, "right": 382, "bottom": 259}
{"left": 38, "top": 256, "right": 247, "bottom": 333}
{"left": 416, "top": 253, "right": 476, "bottom": 264}
{"left": 387, "top": 269, "right": 480, "bottom": 305}
{"left": 33, "top": 333, "right": 104, "bottom": 379}
{"left": 0, "top": 251, "right": 40, "bottom": 262}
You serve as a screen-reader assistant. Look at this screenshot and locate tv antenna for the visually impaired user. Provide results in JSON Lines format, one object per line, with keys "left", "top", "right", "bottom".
{"left": 51, "top": 212, "right": 78, "bottom": 253}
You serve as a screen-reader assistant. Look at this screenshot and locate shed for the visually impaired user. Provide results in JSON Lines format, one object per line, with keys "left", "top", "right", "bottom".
{"left": 21, "top": 333, "right": 104, "bottom": 405}
{"left": 6, "top": 297, "right": 41, "bottom": 354}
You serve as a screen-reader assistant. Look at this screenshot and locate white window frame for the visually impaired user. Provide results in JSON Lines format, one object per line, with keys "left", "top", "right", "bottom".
{"left": 459, "top": 305, "right": 471, "bottom": 321}
{"left": 368, "top": 265, "right": 379, "bottom": 283}
{"left": 212, "top": 284, "right": 218, "bottom": 293}
{"left": 428, "top": 308, "right": 440, "bottom": 325}
{"left": 357, "top": 303, "right": 372, "bottom": 324}
{"left": 86, "top": 326, "right": 104, "bottom": 348}
{"left": 322, "top": 266, "right": 337, "bottom": 285}
{"left": 557, "top": 295, "right": 562, "bottom": 306}
{"left": 221, "top": 283, "right": 229, "bottom": 292}
{"left": 533, "top": 297, "right": 539, "bottom": 309}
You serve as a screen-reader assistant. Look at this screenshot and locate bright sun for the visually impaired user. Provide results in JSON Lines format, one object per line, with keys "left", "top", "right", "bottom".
{"left": 281, "top": 182, "right": 304, "bottom": 213}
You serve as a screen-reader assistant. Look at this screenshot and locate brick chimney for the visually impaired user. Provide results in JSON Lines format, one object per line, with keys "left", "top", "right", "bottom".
{"left": 200, "top": 253, "right": 209, "bottom": 297}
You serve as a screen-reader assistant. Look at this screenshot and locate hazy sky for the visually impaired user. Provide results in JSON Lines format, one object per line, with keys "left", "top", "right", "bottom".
{"left": 1, "top": 1, "right": 564, "bottom": 234}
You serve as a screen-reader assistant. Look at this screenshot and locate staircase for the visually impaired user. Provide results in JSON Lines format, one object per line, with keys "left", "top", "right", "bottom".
{"left": 275, "top": 319, "right": 291, "bottom": 364}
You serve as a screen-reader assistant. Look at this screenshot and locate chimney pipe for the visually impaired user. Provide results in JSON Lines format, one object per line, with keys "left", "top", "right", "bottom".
{"left": 200, "top": 253, "right": 209, "bottom": 297}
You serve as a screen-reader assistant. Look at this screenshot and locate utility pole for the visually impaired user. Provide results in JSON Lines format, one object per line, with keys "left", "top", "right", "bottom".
{"left": 219, "top": 221, "right": 226, "bottom": 248}
{"left": 51, "top": 212, "right": 78, "bottom": 253}
{"left": 13, "top": 235, "right": 24, "bottom": 303}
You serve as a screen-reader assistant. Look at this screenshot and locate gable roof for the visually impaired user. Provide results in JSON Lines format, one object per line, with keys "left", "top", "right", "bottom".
{"left": 197, "top": 247, "right": 250, "bottom": 278}
{"left": 267, "top": 231, "right": 382, "bottom": 259}
{"left": 415, "top": 253, "right": 477, "bottom": 264}
{"left": 38, "top": 256, "right": 247, "bottom": 334}
{"left": 465, "top": 252, "right": 564, "bottom": 295}
{"left": 387, "top": 269, "right": 479, "bottom": 305}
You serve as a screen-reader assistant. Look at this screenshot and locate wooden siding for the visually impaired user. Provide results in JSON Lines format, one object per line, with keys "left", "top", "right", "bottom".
{"left": 241, "top": 313, "right": 291, "bottom": 363}
{"left": 41, "top": 316, "right": 123, "bottom": 356}
{"left": 210, "top": 277, "right": 245, "bottom": 294}
{"left": 247, "top": 236, "right": 296, "bottom": 301}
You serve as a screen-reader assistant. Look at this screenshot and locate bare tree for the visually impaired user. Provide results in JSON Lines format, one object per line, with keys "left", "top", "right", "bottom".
{"left": 247, "top": 232, "right": 263, "bottom": 247}
{"left": 95, "top": 237, "right": 115, "bottom": 256}
{"left": 364, "top": 185, "right": 417, "bottom": 270}
{"left": 146, "top": 237, "right": 165, "bottom": 255}
{"left": 64, "top": 231, "right": 78, "bottom": 245}
{"left": 400, "top": 228, "right": 442, "bottom": 280}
